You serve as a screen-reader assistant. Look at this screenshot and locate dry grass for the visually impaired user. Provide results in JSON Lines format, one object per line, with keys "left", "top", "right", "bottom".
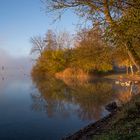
{"left": 55, "top": 68, "right": 94, "bottom": 82}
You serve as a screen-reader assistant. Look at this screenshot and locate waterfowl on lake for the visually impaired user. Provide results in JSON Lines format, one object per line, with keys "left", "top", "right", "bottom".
{"left": 115, "top": 81, "right": 120, "bottom": 84}
{"left": 134, "top": 81, "right": 139, "bottom": 84}
{"left": 115, "top": 80, "right": 132, "bottom": 87}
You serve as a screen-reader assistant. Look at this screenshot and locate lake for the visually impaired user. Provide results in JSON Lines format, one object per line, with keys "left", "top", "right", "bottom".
{"left": 0, "top": 69, "right": 139, "bottom": 140}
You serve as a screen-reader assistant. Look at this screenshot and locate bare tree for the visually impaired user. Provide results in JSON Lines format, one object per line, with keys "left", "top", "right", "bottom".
{"left": 30, "top": 35, "right": 45, "bottom": 56}
{"left": 44, "top": 30, "right": 57, "bottom": 50}
{"left": 44, "top": 30, "right": 72, "bottom": 50}
{"left": 56, "top": 31, "right": 72, "bottom": 49}
{"left": 43, "top": 0, "right": 129, "bottom": 25}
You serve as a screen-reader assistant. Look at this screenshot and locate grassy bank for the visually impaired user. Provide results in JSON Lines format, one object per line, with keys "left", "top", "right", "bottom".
{"left": 92, "top": 94, "right": 140, "bottom": 140}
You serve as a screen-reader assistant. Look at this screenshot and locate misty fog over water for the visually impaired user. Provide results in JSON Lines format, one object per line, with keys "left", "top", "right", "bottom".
{"left": 0, "top": 48, "right": 32, "bottom": 75}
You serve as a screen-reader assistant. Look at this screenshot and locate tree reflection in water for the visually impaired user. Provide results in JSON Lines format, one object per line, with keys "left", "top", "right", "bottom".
{"left": 115, "top": 82, "right": 140, "bottom": 105}
{"left": 31, "top": 73, "right": 140, "bottom": 121}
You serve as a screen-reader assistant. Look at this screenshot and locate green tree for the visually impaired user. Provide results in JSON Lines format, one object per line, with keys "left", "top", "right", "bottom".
{"left": 105, "top": 1, "right": 140, "bottom": 72}
{"left": 31, "top": 30, "right": 73, "bottom": 74}
{"left": 72, "top": 27, "right": 113, "bottom": 73}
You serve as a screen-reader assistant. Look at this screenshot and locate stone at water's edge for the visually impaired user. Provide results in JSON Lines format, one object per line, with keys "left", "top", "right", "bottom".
{"left": 105, "top": 102, "right": 118, "bottom": 113}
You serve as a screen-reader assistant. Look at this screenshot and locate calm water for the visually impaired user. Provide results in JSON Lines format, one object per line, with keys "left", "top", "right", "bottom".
{"left": 0, "top": 69, "right": 139, "bottom": 140}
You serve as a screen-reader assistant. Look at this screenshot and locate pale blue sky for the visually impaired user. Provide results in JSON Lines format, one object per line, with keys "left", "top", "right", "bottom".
{"left": 0, "top": 0, "right": 78, "bottom": 57}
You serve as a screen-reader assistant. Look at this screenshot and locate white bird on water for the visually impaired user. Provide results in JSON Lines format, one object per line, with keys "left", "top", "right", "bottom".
{"left": 115, "top": 80, "right": 132, "bottom": 87}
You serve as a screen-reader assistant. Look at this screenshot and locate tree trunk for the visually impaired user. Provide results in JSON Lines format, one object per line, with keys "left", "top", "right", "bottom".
{"left": 103, "top": 0, "right": 114, "bottom": 25}
{"left": 126, "top": 66, "right": 129, "bottom": 75}
{"left": 130, "top": 65, "right": 134, "bottom": 75}
{"left": 126, "top": 41, "right": 140, "bottom": 72}
{"left": 130, "top": 84, "right": 133, "bottom": 96}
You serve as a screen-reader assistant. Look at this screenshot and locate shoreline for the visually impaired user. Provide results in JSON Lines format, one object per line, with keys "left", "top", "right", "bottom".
{"left": 104, "top": 74, "right": 140, "bottom": 81}
{"left": 62, "top": 111, "right": 117, "bottom": 140}
{"left": 62, "top": 92, "right": 140, "bottom": 140}
{"left": 55, "top": 69, "right": 140, "bottom": 81}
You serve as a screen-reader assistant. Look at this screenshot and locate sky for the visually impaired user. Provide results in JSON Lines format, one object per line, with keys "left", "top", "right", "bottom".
{"left": 0, "top": 0, "right": 78, "bottom": 57}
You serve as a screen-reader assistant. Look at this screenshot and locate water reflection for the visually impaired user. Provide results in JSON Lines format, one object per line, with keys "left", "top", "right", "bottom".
{"left": 31, "top": 74, "right": 139, "bottom": 122}
{"left": 0, "top": 69, "right": 139, "bottom": 140}
{"left": 115, "top": 82, "right": 140, "bottom": 105}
